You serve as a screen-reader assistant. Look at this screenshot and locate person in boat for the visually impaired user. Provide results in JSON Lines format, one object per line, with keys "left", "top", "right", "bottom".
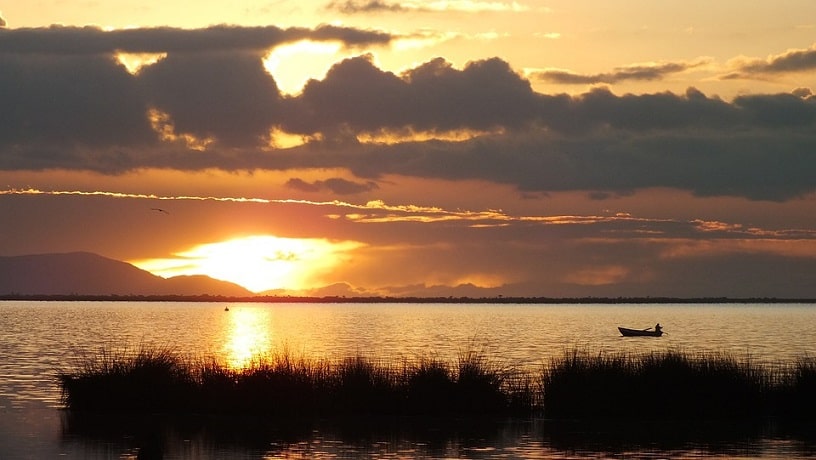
{"left": 654, "top": 323, "right": 662, "bottom": 334}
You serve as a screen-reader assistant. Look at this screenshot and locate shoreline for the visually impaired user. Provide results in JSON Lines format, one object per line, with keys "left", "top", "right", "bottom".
{"left": 3, "top": 294, "right": 816, "bottom": 303}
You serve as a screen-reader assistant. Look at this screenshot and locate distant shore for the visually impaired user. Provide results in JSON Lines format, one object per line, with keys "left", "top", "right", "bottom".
{"left": 2, "top": 294, "right": 816, "bottom": 303}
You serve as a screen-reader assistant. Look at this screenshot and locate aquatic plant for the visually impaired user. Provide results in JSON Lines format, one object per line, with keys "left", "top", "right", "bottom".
{"left": 58, "top": 347, "right": 533, "bottom": 416}
{"left": 58, "top": 347, "right": 816, "bottom": 420}
{"left": 541, "top": 349, "right": 770, "bottom": 419}
{"left": 59, "top": 346, "right": 197, "bottom": 412}
{"left": 774, "top": 357, "right": 816, "bottom": 419}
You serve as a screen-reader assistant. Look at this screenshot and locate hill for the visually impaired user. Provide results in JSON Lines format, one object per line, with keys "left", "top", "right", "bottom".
{"left": 0, "top": 252, "right": 252, "bottom": 297}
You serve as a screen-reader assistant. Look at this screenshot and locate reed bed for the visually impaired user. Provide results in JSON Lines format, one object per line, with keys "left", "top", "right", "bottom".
{"left": 58, "top": 346, "right": 529, "bottom": 416}
{"left": 58, "top": 347, "right": 816, "bottom": 420}
{"left": 772, "top": 357, "right": 816, "bottom": 419}
{"left": 542, "top": 350, "right": 769, "bottom": 419}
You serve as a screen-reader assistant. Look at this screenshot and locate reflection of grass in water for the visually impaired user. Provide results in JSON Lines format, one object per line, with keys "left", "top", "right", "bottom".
{"left": 58, "top": 347, "right": 816, "bottom": 419}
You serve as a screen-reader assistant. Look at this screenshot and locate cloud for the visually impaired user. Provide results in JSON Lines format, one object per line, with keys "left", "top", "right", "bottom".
{"left": 533, "top": 32, "right": 560, "bottom": 40}
{"left": 0, "top": 53, "right": 156, "bottom": 153}
{"left": 531, "top": 60, "right": 707, "bottom": 85}
{"left": 2, "top": 26, "right": 816, "bottom": 201}
{"left": 16, "top": 188, "right": 816, "bottom": 247}
{"left": 792, "top": 87, "right": 813, "bottom": 98}
{"left": 286, "top": 177, "right": 379, "bottom": 195}
{"left": 723, "top": 44, "right": 816, "bottom": 79}
{"left": 0, "top": 24, "right": 393, "bottom": 55}
{"left": 138, "top": 51, "right": 285, "bottom": 147}
{"left": 326, "top": 0, "right": 531, "bottom": 14}
{"left": 0, "top": 25, "right": 391, "bottom": 152}
{"left": 328, "top": 0, "right": 407, "bottom": 13}
{"left": 0, "top": 12, "right": 6, "bottom": 28}
{"left": 6, "top": 187, "right": 816, "bottom": 297}
{"left": 285, "top": 55, "right": 540, "bottom": 134}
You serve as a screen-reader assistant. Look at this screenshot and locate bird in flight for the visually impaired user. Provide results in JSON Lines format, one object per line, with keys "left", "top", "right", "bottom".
{"left": 151, "top": 207, "right": 170, "bottom": 214}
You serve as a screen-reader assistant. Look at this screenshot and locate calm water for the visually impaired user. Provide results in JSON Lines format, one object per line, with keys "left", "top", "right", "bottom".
{"left": 1, "top": 301, "right": 815, "bottom": 458}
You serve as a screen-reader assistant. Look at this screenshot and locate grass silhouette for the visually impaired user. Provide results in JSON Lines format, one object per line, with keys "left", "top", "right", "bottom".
{"left": 59, "top": 346, "right": 530, "bottom": 416}
{"left": 59, "top": 347, "right": 815, "bottom": 420}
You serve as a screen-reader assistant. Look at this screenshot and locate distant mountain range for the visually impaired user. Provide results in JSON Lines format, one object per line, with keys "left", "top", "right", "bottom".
{"left": 2, "top": 252, "right": 810, "bottom": 303}
{"left": 0, "top": 252, "right": 252, "bottom": 297}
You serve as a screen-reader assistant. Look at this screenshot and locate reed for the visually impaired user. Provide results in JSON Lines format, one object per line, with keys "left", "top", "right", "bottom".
{"left": 58, "top": 347, "right": 532, "bottom": 416}
{"left": 773, "top": 357, "right": 816, "bottom": 419}
{"left": 542, "top": 349, "right": 770, "bottom": 419}
{"left": 58, "top": 347, "right": 816, "bottom": 420}
{"left": 59, "top": 346, "right": 197, "bottom": 412}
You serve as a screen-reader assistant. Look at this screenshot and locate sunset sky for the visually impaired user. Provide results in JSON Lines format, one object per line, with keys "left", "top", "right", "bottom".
{"left": 2, "top": 1, "right": 816, "bottom": 297}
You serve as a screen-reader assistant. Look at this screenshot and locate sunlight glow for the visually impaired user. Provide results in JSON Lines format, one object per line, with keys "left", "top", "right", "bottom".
{"left": 561, "top": 265, "right": 632, "bottom": 286}
{"left": 263, "top": 40, "right": 346, "bottom": 95}
{"left": 266, "top": 126, "right": 311, "bottom": 149}
{"left": 115, "top": 52, "right": 167, "bottom": 74}
{"left": 224, "top": 307, "right": 272, "bottom": 369}
{"left": 148, "top": 108, "right": 214, "bottom": 150}
{"left": 132, "top": 235, "right": 364, "bottom": 293}
{"left": 356, "top": 127, "right": 504, "bottom": 144}
{"left": 452, "top": 273, "right": 506, "bottom": 288}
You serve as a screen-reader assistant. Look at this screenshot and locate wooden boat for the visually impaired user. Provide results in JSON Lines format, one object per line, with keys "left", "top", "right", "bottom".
{"left": 618, "top": 326, "right": 662, "bottom": 337}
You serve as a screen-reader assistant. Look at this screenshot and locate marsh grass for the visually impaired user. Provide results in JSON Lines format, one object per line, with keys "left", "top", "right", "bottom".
{"left": 773, "top": 357, "right": 816, "bottom": 419}
{"left": 59, "top": 346, "right": 196, "bottom": 412}
{"left": 58, "top": 346, "right": 528, "bottom": 416}
{"left": 541, "top": 350, "right": 816, "bottom": 420}
{"left": 58, "top": 347, "right": 816, "bottom": 420}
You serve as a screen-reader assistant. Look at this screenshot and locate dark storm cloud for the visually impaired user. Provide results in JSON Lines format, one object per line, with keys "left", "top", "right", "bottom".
{"left": 278, "top": 84, "right": 816, "bottom": 200}
{"left": 284, "top": 55, "right": 540, "bottom": 133}
{"left": 0, "top": 25, "right": 393, "bottom": 55}
{"left": 139, "top": 51, "right": 284, "bottom": 147}
{"left": 0, "top": 53, "right": 155, "bottom": 152}
{"left": 0, "top": 25, "right": 391, "bottom": 158}
{"left": 2, "top": 26, "right": 816, "bottom": 201}
{"left": 360, "top": 119, "right": 816, "bottom": 201}
{"left": 286, "top": 177, "right": 379, "bottom": 195}
{"left": 532, "top": 61, "right": 704, "bottom": 85}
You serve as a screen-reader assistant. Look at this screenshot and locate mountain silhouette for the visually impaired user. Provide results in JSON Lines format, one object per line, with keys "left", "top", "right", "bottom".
{"left": 0, "top": 252, "right": 252, "bottom": 296}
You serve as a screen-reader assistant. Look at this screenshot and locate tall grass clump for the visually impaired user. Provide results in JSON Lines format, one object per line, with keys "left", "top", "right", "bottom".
{"left": 774, "top": 357, "right": 816, "bottom": 419}
{"left": 453, "top": 350, "right": 512, "bottom": 414}
{"left": 59, "top": 346, "right": 196, "bottom": 412}
{"left": 320, "top": 356, "right": 402, "bottom": 414}
{"left": 542, "top": 349, "right": 769, "bottom": 420}
{"left": 196, "top": 352, "right": 321, "bottom": 415}
{"left": 58, "top": 347, "right": 538, "bottom": 416}
{"left": 62, "top": 346, "right": 813, "bottom": 420}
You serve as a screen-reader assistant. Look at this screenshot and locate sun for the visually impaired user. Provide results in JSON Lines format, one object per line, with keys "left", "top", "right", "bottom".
{"left": 131, "top": 235, "right": 363, "bottom": 293}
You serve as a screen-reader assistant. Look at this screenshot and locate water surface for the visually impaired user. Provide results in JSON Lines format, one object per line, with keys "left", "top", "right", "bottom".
{"left": 1, "top": 301, "right": 815, "bottom": 459}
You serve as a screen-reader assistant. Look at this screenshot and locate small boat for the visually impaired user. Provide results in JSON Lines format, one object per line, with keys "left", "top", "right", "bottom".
{"left": 224, "top": 306, "right": 230, "bottom": 311}
{"left": 618, "top": 326, "right": 662, "bottom": 337}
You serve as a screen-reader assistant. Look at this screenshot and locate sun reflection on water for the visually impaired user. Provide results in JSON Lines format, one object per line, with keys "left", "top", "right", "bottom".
{"left": 224, "top": 307, "right": 272, "bottom": 369}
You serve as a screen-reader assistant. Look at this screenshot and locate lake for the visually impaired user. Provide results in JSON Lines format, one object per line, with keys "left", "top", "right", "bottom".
{"left": 1, "top": 301, "right": 815, "bottom": 458}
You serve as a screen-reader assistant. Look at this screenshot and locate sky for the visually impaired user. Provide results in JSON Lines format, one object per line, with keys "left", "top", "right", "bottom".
{"left": 1, "top": 1, "right": 816, "bottom": 298}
